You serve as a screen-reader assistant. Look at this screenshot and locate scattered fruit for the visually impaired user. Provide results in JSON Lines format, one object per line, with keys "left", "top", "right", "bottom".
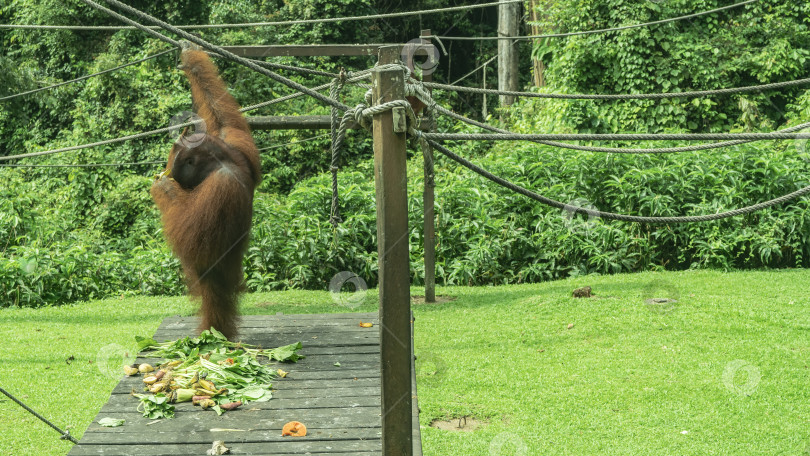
{"left": 218, "top": 401, "right": 242, "bottom": 411}
{"left": 282, "top": 421, "right": 307, "bottom": 437}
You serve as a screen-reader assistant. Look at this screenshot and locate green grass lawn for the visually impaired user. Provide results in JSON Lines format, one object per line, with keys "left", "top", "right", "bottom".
{"left": 2, "top": 269, "right": 810, "bottom": 455}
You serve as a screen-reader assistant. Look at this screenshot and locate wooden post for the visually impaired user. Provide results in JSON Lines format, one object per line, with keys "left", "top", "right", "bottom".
{"left": 420, "top": 29, "right": 436, "bottom": 304}
{"left": 498, "top": 0, "right": 520, "bottom": 105}
{"left": 372, "top": 45, "right": 413, "bottom": 456}
{"left": 528, "top": 0, "right": 546, "bottom": 87}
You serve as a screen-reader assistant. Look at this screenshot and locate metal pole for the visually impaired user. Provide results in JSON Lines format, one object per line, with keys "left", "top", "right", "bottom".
{"left": 372, "top": 45, "right": 413, "bottom": 456}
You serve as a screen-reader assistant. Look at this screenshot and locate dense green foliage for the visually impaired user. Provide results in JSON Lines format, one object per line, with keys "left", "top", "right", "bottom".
{"left": 1, "top": 0, "right": 809, "bottom": 306}
{"left": 531, "top": 0, "right": 810, "bottom": 132}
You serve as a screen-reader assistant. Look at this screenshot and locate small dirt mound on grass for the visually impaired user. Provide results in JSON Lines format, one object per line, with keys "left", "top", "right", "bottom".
{"left": 430, "top": 416, "right": 486, "bottom": 432}
{"left": 412, "top": 295, "right": 457, "bottom": 305}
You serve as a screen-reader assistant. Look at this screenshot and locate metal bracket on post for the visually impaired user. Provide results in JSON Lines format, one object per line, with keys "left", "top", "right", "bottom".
{"left": 392, "top": 107, "right": 408, "bottom": 133}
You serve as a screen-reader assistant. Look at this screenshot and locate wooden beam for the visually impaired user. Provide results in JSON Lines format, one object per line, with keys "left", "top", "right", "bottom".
{"left": 372, "top": 45, "right": 413, "bottom": 456}
{"left": 247, "top": 115, "right": 359, "bottom": 130}
{"left": 223, "top": 44, "right": 398, "bottom": 58}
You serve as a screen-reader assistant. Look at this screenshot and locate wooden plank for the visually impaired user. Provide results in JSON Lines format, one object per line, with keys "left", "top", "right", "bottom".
{"left": 102, "top": 393, "right": 380, "bottom": 410}
{"left": 143, "top": 332, "right": 379, "bottom": 348}
{"left": 112, "top": 378, "right": 379, "bottom": 398}
{"left": 70, "top": 313, "right": 421, "bottom": 455}
{"left": 117, "top": 353, "right": 381, "bottom": 369}
{"left": 70, "top": 448, "right": 380, "bottom": 456}
{"left": 158, "top": 312, "right": 378, "bottom": 327}
{"left": 153, "top": 325, "right": 378, "bottom": 337}
{"left": 70, "top": 440, "right": 381, "bottom": 456}
{"left": 155, "top": 320, "right": 378, "bottom": 332}
{"left": 85, "top": 407, "right": 381, "bottom": 433}
{"left": 79, "top": 427, "right": 382, "bottom": 445}
{"left": 222, "top": 44, "right": 396, "bottom": 57}
{"left": 372, "top": 45, "right": 413, "bottom": 456}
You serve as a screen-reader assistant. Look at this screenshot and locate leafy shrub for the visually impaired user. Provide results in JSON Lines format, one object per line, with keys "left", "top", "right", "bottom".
{"left": 530, "top": 0, "right": 810, "bottom": 133}
{"left": 94, "top": 175, "right": 158, "bottom": 237}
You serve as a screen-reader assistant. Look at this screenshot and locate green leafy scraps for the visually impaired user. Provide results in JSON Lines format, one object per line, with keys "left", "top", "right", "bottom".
{"left": 135, "top": 393, "right": 174, "bottom": 419}
{"left": 129, "top": 329, "right": 304, "bottom": 419}
{"left": 97, "top": 417, "right": 125, "bottom": 427}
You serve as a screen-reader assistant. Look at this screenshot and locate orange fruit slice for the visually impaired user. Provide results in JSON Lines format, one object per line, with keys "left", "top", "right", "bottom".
{"left": 282, "top": 421, "right": 307, "bottom": 437}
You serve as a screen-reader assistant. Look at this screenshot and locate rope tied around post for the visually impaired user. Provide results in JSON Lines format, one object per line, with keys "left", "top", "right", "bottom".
{"left": 329, "top": 69, "right": 348, "bottom": 226}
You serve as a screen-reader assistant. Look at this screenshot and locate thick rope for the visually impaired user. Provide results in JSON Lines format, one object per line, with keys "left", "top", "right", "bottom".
{"left": 247, "top": 57, "right": 337, "bottom": 78}
{"left": 401, "top": 80, "right": 810, "bottom": 153}
{"left": 427, "top": 138, "right": 810, "bottom": 224}
{"left": 424, "top": 132, "right": 810, "bottom": 141}
{"left": 83, "top": 0, "right": 180, "bottom": 46}
{"left": 0, "top": 386, "right": 78, "bottom": 444}
{"left": 431, "top": 105, "right": 810, "bottom": 153}
{"left": 2, "top": 1, "right": 518, "bottom": 30}
{"left": 0, "top": 160, "right": 165, "bottom": 168}
{"left": 0, "top": 46, "right": 334, "bottom": 103}
{"left": 83, "top": 0, "right": 349, "bottom": 111}
{"left": 436, "top": 0, "right": 758, "bottom": 41}
{"left": 0, "top": 68, "right": 371, "bottom": 163}
{"left": 1, "top": 135, "right": 334, "bottom": 167}
{"left": 0, "top": 81, "right": 329, "bottom": 162}
{"left": 401, "top": 74, "right": 810, "bottom": 154}
{"left": 329, "top": 70, "right": 347, "bottom": 226}
{"left": 1, "top": 135, "right": 336, "bottom": 168}
{"left": 450, "top": 54, "right": 497, "bottom": 86}
{"left": 424, "top": 77, "right": 810, "bottom": 100}
{"left": 0, "top": 48, "right": 175, "bottom": 102}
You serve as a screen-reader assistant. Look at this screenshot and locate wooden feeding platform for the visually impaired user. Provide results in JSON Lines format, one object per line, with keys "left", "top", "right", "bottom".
{"left": 69, "top": 312, "right": 422, "bottom": 455}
